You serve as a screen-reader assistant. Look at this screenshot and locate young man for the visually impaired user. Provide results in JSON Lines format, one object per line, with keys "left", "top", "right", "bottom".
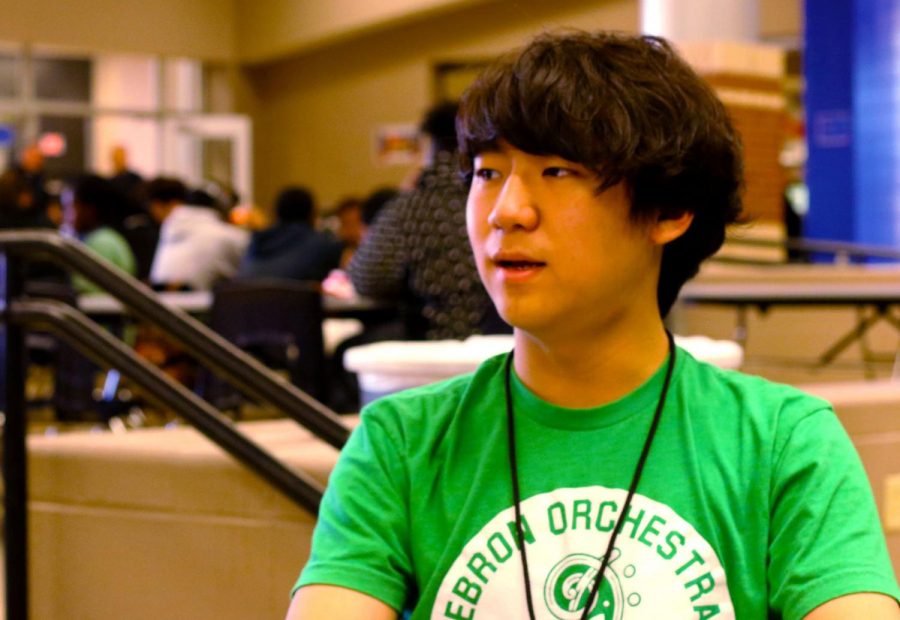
{"left": 288, "top": 31, "right": 900, "bottom": 619}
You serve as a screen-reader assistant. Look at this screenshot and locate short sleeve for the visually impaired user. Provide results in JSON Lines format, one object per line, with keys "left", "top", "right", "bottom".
{"left": 294, "top": 405, "right": 412, "bottom": 612}
{"left": 768, "top": 406, "right": 900, "bottom": 618}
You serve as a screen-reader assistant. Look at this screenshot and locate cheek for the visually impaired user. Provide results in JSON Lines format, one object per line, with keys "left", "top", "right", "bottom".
{"left": 465, "top": 194, "right": 486, "bottom": 253}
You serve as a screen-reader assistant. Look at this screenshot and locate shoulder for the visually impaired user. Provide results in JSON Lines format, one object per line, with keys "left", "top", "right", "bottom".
{"left": 680, "top": 348, "right": 829, "bottom": 405}
{"left": 675, "top": 348, "right": 834, "bottom": 442}
{"left": 353, "top": 353, "right": 507, "bottom": 451}
{"left": 85, "top": 227, "right": 129, "bottom": 252}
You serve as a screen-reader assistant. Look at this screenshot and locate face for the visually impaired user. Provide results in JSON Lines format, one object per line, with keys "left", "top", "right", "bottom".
{"left": 149, "top": 200, "right": 175, "bottom": 224}
{"left": 111, "top": 146, "right": 128, "bottom": 172}
{"left": 466, "top": 141, "right": 665, "bottom": 340}
{"left": 21, "top": 146, "right": 44, "bottom": 174}
{"left": 338, "top": 206, "right": 363, "bottom": 246}
{"left": 68, "top": 200, "right": 95, "bottom": 234}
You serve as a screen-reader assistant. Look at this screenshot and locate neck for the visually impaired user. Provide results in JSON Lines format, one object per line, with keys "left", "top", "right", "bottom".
{"left": 513, "top": 313, "right": 670, "bottom": 409}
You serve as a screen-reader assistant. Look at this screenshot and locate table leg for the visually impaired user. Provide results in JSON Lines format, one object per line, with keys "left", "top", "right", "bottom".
{"left": 733, "top": 305, "right": 748, "bottom": 348}
{"left": 817, "top": 309, "right": 882, "bottom": 367}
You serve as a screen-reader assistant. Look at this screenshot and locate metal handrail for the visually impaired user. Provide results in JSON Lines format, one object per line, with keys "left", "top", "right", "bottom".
{"left": 0, "top": 230, "right": 351, "bottom": 448}
{"left": 0, "top": 230, "right": 354, "bottom": 619}
{"left": 9, "top": 298, "right": 326, "bottom": 511}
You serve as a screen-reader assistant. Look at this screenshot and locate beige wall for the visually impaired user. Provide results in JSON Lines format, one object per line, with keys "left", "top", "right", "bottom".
{"left": 244, "top": 0, "right": 639, "bottom": 210}
{"left": 0, "top": 0, "right": 801, "bottom": 207}
{"left": 759, "top": 0, "right": 802, "bottom": 41}
{"left": 236, "top": 0, "right": 488, "bottom": 64}
{"left": 0, "top": 0, "right": 236, "bottom": 61}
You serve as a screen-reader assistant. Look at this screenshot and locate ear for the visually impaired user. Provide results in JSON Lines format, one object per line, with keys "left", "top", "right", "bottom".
{"left": 649, "top": 210, "right": 693, "bottom": 246}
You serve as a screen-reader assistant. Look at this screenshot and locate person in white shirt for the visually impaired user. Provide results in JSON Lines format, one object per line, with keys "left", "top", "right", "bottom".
{"left": 147, "top": 178, "right": 249, "bottom": 291}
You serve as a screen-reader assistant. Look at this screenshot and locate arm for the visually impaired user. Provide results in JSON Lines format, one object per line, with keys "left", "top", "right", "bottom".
{"left": 803, "top": 592, "right": 899, "bottom": 619}
{"left": 290, "top": 410, "right": 413, "bottom": 614}
{"left": 286, "top": 585, "right": 398, "bottom": 620}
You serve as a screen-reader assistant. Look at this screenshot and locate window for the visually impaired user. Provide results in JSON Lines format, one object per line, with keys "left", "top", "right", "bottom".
{"left": 0, "top": 52, "right": 18, "bottom": 98}
{"left": 34, "top": 57, "right": 92, "bottom": 102}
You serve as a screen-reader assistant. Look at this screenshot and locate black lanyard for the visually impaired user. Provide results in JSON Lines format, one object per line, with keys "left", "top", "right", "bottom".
{"left": 504, "top": 331, "right": 677, "bottom": 620}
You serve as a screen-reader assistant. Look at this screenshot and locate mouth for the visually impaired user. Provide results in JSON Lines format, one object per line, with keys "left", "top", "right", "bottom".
{"left": 495, "top": 259, "right": 546, "bottom": 270}
{"left": 491, "top": 252, "right": 547, "bottom": 280}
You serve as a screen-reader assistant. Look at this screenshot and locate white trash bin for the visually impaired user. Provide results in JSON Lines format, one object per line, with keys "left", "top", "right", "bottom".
{"left": 344, "top": 334, "right": 742, "bottom": 405}
{"left": 344, "top": 335, "right": 514, "bottom": 405}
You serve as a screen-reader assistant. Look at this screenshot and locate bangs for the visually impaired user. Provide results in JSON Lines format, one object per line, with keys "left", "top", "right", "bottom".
{"left": 457, "top": 34, "right": 648, "bottom": 190}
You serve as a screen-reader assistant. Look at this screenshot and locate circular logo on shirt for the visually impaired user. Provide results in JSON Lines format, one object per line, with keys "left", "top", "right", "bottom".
{"left": 544, "top": 553, "right": 621, "bottom": 619}
{"left": 431, "top": 486, "right": 734, "bottom": 619}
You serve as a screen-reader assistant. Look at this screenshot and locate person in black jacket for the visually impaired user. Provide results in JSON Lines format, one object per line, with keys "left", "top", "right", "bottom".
{"left": 237, "top": 186, "right": 343, "bottom": 283}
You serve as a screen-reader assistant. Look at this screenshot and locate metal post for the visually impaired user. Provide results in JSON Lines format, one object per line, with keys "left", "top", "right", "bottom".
{"left": 2, "top": 252, "right": 29, "bottom": 620}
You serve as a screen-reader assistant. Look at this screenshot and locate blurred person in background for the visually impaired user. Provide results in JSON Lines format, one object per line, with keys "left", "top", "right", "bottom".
{"left": 16, "top": 143, "right": 50, "bottom": 214}
{"left": 0, "top": 167, "right": 65, "bottom": 283}
{"left": 349, "top": 101, "right": 505, "bottom": 340}
{"left": 323, "top": 186, "right": 401, "bottom": 412}
{"left": 108, "top": 144, "right": 145, "bottom": 214}
{"left": 238, "top": 185, "right": 343, "bottom": 283}
{"left": 67, "top": 174, "right": 136, "bottom": 294}
{"left": 61, "top": 175, "right": 138, "bottom": 419}
{"left": 0, "top": 167, "right": 52, "bottom": 230}
{"left": 333, "top": 197, "right": 363, "bottom": 258}
{"left": 148, "top": 177, "right": 249, "bottom": 291}
{"left": 105, "top": 145, "right": 158, "bottom": 282}
{"left": 333, "top": 187, "right": 399, "bottom": 270}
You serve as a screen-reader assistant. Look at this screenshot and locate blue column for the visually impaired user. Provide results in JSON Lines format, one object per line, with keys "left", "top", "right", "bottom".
{"left": 803, "top": 0, "right": 855, "bottom": 243}
{"left": 854, "top": 0, "right": 900, "bottom": 247}
{"left": 805, "top": 0, "right": 900, "bottom": 249}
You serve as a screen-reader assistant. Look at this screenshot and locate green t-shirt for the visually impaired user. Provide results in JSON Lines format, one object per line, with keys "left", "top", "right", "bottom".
{"left": 73, "top": 227, "right": 137, "bottom": 293}
{"left": 297, "top": 349, "right": 899, "bottom": 619}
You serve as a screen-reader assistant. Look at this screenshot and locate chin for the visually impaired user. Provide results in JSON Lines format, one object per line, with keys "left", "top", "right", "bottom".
{"left": 492, "top": 300, "right": 553, "bottom": 335}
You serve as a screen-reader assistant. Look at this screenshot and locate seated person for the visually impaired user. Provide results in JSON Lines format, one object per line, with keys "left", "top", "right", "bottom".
{"left": 0, "top": 168, "right": 65, "bottom": 283}
{"left": 333, "top": 196, "right": 363, "bottom": 261}
{"left": 148, "top": 178, "right": 249, "bottom": 291}
{"left": 68, "top": 174, "right": 136, "bottom": 293}
{"left": 238, "top": 186, "right": 343, "bottom": 283}
{"left": 288, "top": 31, "right": 900, "bottom": 620}
{"left": 349, "top": 102, "right": 501, "bottom": 340}
{"left": 60, "top": 175, "right": 138, "bottom": 418}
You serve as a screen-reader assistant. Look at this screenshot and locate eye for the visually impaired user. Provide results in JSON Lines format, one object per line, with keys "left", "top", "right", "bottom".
{"left": 475, "top": 168, "right": 500, "bottom": 181}
{"left": 543, "top": 167, "right": 577, "bottom": 178}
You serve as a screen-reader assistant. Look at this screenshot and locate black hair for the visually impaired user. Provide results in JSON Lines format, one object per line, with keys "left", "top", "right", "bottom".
{"left": 457, "top": 30, "right": 744, "bottom": 316}
{"left": 361, "top": 187, "right": 399, "bottom": 226}
{"left": 74, "top": 174, "right": 124, "bottom": 228}
{"left": 146, "top": 177, "right": 187, "bottom": 204}
{"left": 422, "top": 100, "right": 461, "bottom": 153}
{"left": 275, "top": 186, "right": 315, "bottom": 225}
{"left": 185, "top": 188, "right": 219, "bottom": 209}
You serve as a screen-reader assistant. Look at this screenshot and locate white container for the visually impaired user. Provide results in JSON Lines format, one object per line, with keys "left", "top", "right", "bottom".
{"left": 344, "top": 336, "right": 513, "bottom": 404}
{"left": 344, "top": 334, "right": 743, "bottom": 404}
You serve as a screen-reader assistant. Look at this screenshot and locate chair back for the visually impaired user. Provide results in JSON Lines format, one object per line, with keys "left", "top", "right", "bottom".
{"left": 21, "top": 280, "right": 99, "bottom": 420}
{"left": 197, "top": 278, "right": 326, "bottom": 409}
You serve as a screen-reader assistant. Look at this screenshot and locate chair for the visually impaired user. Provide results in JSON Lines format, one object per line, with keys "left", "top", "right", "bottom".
{"left": 19, "top": 280, "right": 109, "bottom": 421}
{"left": 196, "top": 278, "right": 327, "bottom": 410}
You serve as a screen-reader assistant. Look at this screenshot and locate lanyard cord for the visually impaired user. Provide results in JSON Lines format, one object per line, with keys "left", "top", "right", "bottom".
{"left": 504, "top": 331, "right": 676, "bottom": 620}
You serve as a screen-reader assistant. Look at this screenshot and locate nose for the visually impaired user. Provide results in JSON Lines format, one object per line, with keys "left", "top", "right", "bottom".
{"left": 487, "top": 174, "right": 539, "bottom": 231}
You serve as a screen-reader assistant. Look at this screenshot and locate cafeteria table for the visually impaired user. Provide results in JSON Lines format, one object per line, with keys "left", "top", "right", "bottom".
{"left": 678, "top": 279, "right": 900, "bottom": 367}
{"left": 77, "top": 290, "right": 390, "bottom": 320}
